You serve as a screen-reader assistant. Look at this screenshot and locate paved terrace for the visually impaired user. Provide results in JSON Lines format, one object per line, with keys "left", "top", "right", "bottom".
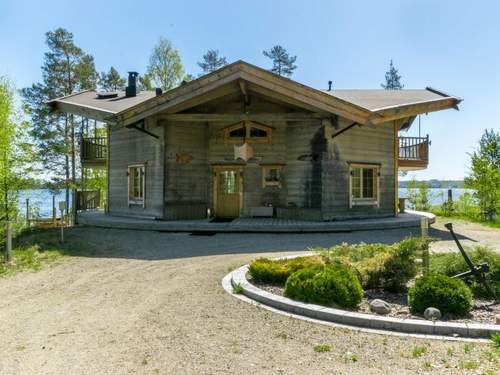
{"left": 77, "top": 210, "right": 434, "bottom": 233}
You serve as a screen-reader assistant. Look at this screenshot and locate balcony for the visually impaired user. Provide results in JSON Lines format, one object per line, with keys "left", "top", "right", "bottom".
{"left": 81, "top": 136, "right": 107, "bottom": 168}
{"left": 398, "top": 135, "right": 429, "bottom": 170}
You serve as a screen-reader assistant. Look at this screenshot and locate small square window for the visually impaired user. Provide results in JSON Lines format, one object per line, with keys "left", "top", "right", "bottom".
{"left": 262, "top": 165, "right": 283, "bottom": 188}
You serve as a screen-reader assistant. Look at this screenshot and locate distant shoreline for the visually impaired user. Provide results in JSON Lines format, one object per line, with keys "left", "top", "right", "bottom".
{"left": 398, "top": 180, "right": 464, "bottom": 189}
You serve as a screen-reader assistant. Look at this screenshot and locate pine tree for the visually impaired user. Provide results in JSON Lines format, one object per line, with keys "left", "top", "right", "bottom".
{"left": 99, "top": 67, "right": 125, "bottom": 91}
{"left": 197, "top": 50, "right": 227, "bottom": 74}
{"left": 146, "top": 37, "right": 185, "bottom": 91}
{"left": 381, "top": 60, "right": 404, "bottom": 90}
{"left": 263, "top": 45, "right": 297, "bottom": 77}
{"left": 21, "top": 28, "right": 98, "bottom": 214}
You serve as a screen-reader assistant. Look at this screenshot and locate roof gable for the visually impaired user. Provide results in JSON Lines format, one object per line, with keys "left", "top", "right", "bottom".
{"left": 49, "top": 60, "right": 462, "bottom": 126}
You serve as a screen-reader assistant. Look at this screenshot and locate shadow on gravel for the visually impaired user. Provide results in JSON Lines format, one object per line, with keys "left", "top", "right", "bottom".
{"left": 13, "top": 224, "right": 475, "bottom": 262}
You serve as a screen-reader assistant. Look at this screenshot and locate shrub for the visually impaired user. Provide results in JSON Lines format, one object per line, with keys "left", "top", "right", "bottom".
{"left": 408, "top": 273, "right": 473, "bottom": 316}
{"left": 284, "top": 265, "right": 363, "bottom": 308}
{"left": 316, "top": 238, "right": 422, "bottom": 292}
{"left": 248, "top": 256, "right": 323, "bottom": 284}
{"left": 430, "top": 246, "right": 500, "bottom": 299}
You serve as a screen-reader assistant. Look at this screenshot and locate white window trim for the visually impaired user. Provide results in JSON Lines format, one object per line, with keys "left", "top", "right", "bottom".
{"left": 261, "top": 165, "right": 284, "bottom": 188}
{"left": 128, "top": 164, "right": 146, "bottom": 207}
{"left": 349, "top": 163, "right": 380, "bottom": 208}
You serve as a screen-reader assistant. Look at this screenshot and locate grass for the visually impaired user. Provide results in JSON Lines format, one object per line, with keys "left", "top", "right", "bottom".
{"left": 459, "top": 360, "right": 479, "bottom": 370}
{"left": 411, "top": 346, "right": 427, "bottom": 358}
{"left": 0, "top": 227, "right": 95, "bottom": 278}
{"left": 232, "top": 282, "right": 243, "bottom": 294}
{"left": 313, "top": 344, "right": 331, "bottom": 353}
{"left": 490, "top": 333, "right": 500, "bottom": 349}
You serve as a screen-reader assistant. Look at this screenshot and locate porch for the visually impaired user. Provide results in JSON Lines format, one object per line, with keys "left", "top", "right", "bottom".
{"left": 398, "top": 135, "right": 429, "bottom": 170}
{"left": 77, "top": 210, "right": 434, "bottom": 233}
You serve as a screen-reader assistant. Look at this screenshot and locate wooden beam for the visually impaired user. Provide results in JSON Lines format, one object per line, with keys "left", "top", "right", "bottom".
{"left": 158, "top": 112, "right": 325, "bottom": 122}
{"left": 238, "top": 80, "right": 249, "bottom": 105}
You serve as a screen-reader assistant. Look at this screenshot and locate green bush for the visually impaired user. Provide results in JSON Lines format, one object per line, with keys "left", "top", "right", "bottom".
{"left": 316, "top": 237, "right": 423, "bottom": 292}
{"left": 430, "top": 246, "right": 500, "bottom": 299}
{"left": 248, "top": 256, "right": 323, "bottom": 284}
{"left": 284, "top": 265, "right": 363, "bottom": 308}
{"left": 408, "top": 273, "right": 473, "bottom": 316}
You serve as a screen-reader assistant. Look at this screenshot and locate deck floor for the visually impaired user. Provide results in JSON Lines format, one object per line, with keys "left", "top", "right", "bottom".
{"left": 77, "top": 210, "right": 434, "bottom": 233}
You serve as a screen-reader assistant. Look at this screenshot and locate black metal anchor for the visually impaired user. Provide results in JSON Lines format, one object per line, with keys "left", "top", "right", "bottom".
{"left": 444, "top": 222, "right": 497, "bottom": 301}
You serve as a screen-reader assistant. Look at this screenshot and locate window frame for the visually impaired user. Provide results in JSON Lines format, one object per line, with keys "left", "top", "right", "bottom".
{"left": 127, "top": 164, "right": 146, "bottom": 207}
{"left": 261, "top": 164, "right": 284, "bottom": 188}
{"left": 223, "top": 121, "right": 273, "bottom": 144}
{"left": 348, "top": 163, "right": 380, "bottom": 208}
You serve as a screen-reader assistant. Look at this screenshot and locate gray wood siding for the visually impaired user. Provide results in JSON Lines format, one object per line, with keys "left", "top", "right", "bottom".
{"left": 163, "top": 121, "right": 209, "bottom": 219}
{"left": 321, "top": 119, "right": 396, "bottom": 220}
{"left": 108, "top": 118, "right": 164, "bottom": 218}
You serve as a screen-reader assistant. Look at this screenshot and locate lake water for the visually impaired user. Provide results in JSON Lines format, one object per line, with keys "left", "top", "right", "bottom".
{"left": 399, "top": 188, "right": 473, "bottom": 206}
{"left": 17, "top": 189, "right": 72, "bottom": 218}
{"left": 17, "top": 188, "right": 473, "bottom": 218}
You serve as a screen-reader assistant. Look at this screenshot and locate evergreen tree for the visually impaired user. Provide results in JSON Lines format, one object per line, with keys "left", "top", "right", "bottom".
{"left": 146, "top": 37, "right": 185, "bottom": 91}
{"left": 138, "top": 73, "right": 153, "bottom": 91}
{"left": 381, "top": 60, "right": 404, "bottom": 90}
{"left": 262, "top": 45, "right": 297, "bottom": 77}
{"left": 99, "top": 67, "right": 126, "bottom": 91}
{"left": 197, "top": 50, "right": 227, "bottom": 74}
{"left": 21, "top": 28, "right": 98, "bottom": 213}
{"left": 465, "top": 129, "right": 500, "bottom": 220}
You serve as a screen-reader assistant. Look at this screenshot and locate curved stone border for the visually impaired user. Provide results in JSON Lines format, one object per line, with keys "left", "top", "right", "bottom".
{"left": 225, "top": 263, "right": 499, "bottom": 340}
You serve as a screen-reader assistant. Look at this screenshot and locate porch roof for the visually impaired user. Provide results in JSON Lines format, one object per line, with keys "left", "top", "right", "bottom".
{"left": 49, "top": 60, "right": 461, "bottom": 126}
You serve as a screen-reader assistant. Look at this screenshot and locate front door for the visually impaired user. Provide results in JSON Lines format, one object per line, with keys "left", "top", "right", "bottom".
{"left": 214, "top": 166, "right": 243, "bottom": 218}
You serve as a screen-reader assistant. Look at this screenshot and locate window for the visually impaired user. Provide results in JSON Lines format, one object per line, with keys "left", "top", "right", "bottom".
{"left": 349, "top": 164, "right": 379, "bottom": 207}
{"left": 128, "top": 164, "right": 145, "bottom": 206}
{"left": 262, "top": 165, "right": 283, "bottom": 188}
{"left": 219, "top": 170, "right": 239, "bottom": 194}
{"left": 223, "top": 121, "right": 272, "bottom": 144}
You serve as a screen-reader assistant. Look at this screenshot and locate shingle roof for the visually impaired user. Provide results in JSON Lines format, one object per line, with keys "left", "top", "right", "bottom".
{"left": 49, "top": 61, "right": 461, "bottom": 125}
{"left": 325, "top": 89, "right": 455, "bottom": 111}
{"left": 49, "top": 90, "right": 156, "bottom": 115}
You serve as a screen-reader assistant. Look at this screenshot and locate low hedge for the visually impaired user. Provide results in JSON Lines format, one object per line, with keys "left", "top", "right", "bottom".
{"left": 430, "top": 246, "right": 500, "bottom": 299}
{"left": 408, "top": 273, "right": 473, "bottom": 316}
{"left": 315, "top": 237, "right": 424, "bottom": 292}
{"left": 248, "top": 256, "right": 323, "bottom": 284}
{"left": 284, "top": 264, "right": 363, "bottom": 308}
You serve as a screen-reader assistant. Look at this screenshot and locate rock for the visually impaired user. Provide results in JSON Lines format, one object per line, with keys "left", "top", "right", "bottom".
{"left": 424, "top": 307, "right": 442, "bottom": 320}
{"left": 369, "top": 299, "right": 391, "bottom": 315}
{"left": 495, "top": 315, "right": 500, "bottom": 325}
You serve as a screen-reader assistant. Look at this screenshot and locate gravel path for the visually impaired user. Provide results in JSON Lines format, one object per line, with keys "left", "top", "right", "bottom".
{"left": 0, "top": 221, "right": 498, "bottom": 374}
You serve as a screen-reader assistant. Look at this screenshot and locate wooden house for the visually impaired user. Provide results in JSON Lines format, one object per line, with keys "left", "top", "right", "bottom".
{"left": 49, "top": 61, "right": 461, "bottom": 221}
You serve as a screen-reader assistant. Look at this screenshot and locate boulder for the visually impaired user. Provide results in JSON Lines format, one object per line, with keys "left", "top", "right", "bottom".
{"left": 369, "top": 299, "right": 391, "bottom": 315}
{"left": 424, "top": 307, "right": 442, "bottom": 320}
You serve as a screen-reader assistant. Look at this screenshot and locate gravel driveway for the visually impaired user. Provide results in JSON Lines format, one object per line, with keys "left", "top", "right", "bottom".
{"left": 0, "top": 221, "right": 498, "bottom": 374}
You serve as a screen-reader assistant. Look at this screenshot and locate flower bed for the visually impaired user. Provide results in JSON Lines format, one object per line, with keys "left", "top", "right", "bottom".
{"left": 246, "top": 239, "right": 500, "bottom": 325}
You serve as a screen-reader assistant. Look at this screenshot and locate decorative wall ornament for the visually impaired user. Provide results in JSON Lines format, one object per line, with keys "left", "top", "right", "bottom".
{"left": 175, "top": 153, "right": 194, "bottom": 164}
{"left": 234, "top": 142, "right": 254, "bottom": 161}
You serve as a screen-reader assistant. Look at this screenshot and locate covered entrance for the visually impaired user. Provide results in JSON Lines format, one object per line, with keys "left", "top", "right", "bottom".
{"left": 213, "top": 165, "right": 243, "bottom": 218}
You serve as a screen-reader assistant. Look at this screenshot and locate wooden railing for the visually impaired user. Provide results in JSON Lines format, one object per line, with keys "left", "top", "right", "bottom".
{"left": 398, "top": 135, "right": 429, "bottom": 170}
{"left": 81, "top": 136, "right": 107, "bottom": 164}
{"left": 76, "top": 190, "right": 101, "bottom": 211}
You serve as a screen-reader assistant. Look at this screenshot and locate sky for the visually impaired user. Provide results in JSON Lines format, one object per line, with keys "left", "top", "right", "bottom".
{"left": 1, "top": 0, "right": 499, "bottom": 181}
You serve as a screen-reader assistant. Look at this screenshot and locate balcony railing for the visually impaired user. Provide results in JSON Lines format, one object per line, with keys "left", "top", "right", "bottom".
{"left": 398, "top": 135, "right": 429, "bottom": 170}
{"left": 81, "top": 136, "right": 107, "bottom": 166}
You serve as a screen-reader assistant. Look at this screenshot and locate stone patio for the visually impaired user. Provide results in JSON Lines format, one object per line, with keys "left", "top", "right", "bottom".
{"left": 77, "top": 210, "right": 435, "bottom": 233}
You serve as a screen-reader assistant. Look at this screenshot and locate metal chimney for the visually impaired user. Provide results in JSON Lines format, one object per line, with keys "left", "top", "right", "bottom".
{"left": 328, "top": 81, "right": 333, "bottom": 91}
{"left": 126, "top": 72, "right": 139, "bottom": 97}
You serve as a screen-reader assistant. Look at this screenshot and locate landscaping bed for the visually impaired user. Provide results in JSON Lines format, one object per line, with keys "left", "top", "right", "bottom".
{"left": 246, "top": 239, "right": 500, "bottom": 326}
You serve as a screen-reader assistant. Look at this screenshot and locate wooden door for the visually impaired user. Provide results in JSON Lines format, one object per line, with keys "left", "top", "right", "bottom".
{"left": 214, "top": 166, "right": 243, "bottom": 218}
